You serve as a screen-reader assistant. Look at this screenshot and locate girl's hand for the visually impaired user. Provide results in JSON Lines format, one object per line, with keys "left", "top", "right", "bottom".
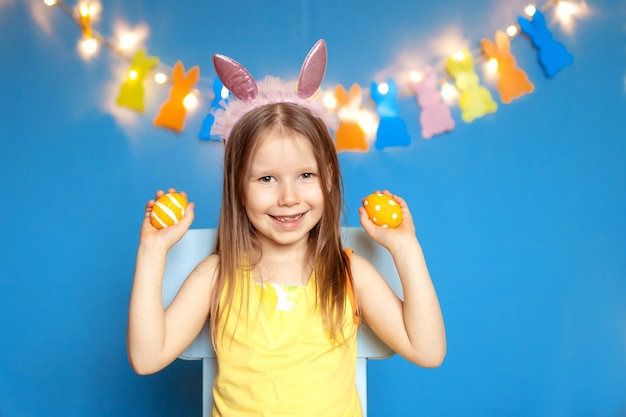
{"left": 358, "top": 190, "right": 418, "bottom": 253}
{"left": 139, "top": 188, "right": 195, "bottom": 252}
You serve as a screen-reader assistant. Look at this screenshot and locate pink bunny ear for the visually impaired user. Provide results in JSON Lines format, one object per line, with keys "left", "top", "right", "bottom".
{"left": 418, "top": 65, "right": 435, "bottom": 84}
{"left": 297, "top": 39, "right": 327, "bottom": 99}
{"left": 213, "top": 54, "right": 258, "bottom": 101}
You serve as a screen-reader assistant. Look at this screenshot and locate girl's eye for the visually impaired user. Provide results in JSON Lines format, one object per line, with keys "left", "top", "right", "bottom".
{"left": 300, "top": 172, "right": 314, "bottom": 179}
{"left": 259, "top": 176, "right": 275, "bottom": 183}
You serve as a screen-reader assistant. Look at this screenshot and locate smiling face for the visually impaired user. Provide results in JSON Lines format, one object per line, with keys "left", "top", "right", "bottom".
{"left": 243, "top": 130, "right": 325, "bottom": 250}
{"left": 217, "top": 102, "right": 344, "bottom": 272}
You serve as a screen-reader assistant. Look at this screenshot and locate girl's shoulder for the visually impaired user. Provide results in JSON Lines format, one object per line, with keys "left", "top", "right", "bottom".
{"left": 347, "top": 250, "right": 382, "bottom": 288}
{"left": 347, "top": 250, "right": 373, "bottom": 270}
{"left": 191, "top": 253, "right": 220, "bottom": 283}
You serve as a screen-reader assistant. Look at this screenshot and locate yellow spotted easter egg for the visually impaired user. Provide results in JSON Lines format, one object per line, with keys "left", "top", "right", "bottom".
{"left": 150, "top": 192, "right": 187, "bottom": 229}
{"left": 363, "top": 193, "right": 402, "bottom": 228}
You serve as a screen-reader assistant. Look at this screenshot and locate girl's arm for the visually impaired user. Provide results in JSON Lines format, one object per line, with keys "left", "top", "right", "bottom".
{"left": 353, "top": 191, "right": 446, "bottom": 367}
{"left": 126, "top": 190, "right": 216, "bottom": 375}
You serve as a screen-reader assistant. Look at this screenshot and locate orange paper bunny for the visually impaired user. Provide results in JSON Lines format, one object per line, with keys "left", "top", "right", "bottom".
{"left": 154, "top": 61, "right": 200, "bottom": 133}
{"left": 334, "top": 84, "right": 368, "bottom": 152}
{"left": 481, "top": 31, "right": 534, "bottom": 104}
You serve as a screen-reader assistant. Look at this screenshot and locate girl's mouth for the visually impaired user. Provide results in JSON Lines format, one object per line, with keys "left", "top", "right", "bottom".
{"left": 271, "top": 213, "right": 304, "bottom": 223}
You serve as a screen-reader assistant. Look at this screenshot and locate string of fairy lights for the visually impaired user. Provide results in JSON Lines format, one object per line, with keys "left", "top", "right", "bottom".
{"left": 41, "top": 0, "right": 588, "bottom": 144}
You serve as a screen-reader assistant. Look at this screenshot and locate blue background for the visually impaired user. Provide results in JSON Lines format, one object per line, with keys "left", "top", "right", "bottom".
{"left": 1, "top": 0, "right": 625, "bottom": 416}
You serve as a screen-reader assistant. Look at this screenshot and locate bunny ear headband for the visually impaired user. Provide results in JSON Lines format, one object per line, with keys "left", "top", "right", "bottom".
{"left": 210, "top": 39, "right": 336, "bottom": 141}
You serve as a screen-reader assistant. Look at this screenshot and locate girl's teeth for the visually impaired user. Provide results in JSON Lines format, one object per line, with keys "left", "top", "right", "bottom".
{"left": 276, "top": 214, "right": 301, "bottom": 222}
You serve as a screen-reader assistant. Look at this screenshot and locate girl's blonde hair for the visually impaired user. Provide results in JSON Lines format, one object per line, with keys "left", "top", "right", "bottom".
{"left": 209, "top": 102, "right": 355, "bottom": 344}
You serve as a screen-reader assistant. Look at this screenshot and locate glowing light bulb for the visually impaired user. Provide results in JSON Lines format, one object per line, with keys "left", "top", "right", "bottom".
{"left": 77, "top": 38, "right": 98, "bottom": 59}
{"left": 524, "top": 5, "right": 536, "bottom": 17}
{"left": 77, "top": 3, "right": 100, "bottom": 24}
{"left": 440, "top": 82, "right": 458, "bottom": 103}
{"left": 410, "top": 71, "right": 424, "bottom": 83}
{"left": 556, "top": 1, "right": 583, "bottom": 26}
{"left": 377, "top": 83, "right": 389, "bottom": 95}
{"left": 486, "top": 58, "right": 499, "bottom": 74}
{"left": 557, "top": 1, "right": 576, "bottom": 16}
{"left": 183, "top": 93, "right": 198, "bottom": 110}
{"left": 79, "top": 3, "right": 92, "bottom": 17}
{"left": 358, "top": 110, "right": 378, "bottom": 137}
{"left": 119, "top": 33, "right": 138, "bottom": 51}
{"left": 128, "top": 69, "right": 138, "bottom": 80}
{"left": 154, "top": 73, "right": 167, "bottom": 84}
{"left": 44, "top": 0, "right": 57, "bottom": 6}
{"left": 76, "top": 3, "right": 97, "bottom": 39}
{"left": 453, "top": 50, "right": 466, "bottom": 61}
{"left": 323, "top": 92, "right": 338, "bottom": 110}
{"left": 506, "top": 25, "right": 519, "bottom": 37}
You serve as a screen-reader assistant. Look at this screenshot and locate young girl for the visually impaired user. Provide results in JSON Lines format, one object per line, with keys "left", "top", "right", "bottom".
{"left": 127, "top": 40, "right": 446, "bottom": 417}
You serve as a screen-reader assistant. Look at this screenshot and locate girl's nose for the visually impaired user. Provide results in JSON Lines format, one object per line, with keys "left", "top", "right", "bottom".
{"left": 278, "top": 182, "right": 299, "bottom": 206}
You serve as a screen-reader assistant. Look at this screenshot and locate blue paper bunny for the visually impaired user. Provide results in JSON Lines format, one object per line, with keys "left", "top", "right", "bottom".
{"left": 370, "top": 78, "right": 411, "bottom": 149}
{"left": 199, "top": 77, "right": 227, "bottom": 141}
{"left": 518, "top": 9, "right": 573, "bottom": 78}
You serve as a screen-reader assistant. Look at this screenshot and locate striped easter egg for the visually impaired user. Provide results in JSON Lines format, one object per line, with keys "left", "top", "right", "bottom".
{"left": 362, "top": 192, "right": 402, "bottom": 228}
{"left": 150, "top": 192, "right": 187, "bottom": 229}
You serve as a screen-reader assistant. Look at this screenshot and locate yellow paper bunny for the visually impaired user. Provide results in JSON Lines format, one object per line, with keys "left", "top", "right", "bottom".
{"left": 116, "top": 49, "right": 159, "bottom": 113}
{"left": 445, "top": 49, "right": 497, "bottom": 122}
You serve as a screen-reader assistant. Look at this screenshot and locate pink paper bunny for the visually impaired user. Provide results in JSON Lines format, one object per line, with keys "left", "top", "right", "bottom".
{"left": 481, "top": 31, "right": 534, "bottom": 104}
{"left": 411, "top": 66, "right": 455, "bottom": 139}
{"left": 154, "top": 60, "right": 200, "bottom": 133}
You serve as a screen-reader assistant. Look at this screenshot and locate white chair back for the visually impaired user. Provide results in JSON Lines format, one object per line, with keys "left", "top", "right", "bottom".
{"left": 162, "top": 227, "right": 401, "bottom": 417}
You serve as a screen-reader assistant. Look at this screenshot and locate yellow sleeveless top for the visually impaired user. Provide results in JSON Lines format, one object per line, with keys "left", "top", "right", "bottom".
{"left": 211, "top": 252, "right": 362, "bottom": 417}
